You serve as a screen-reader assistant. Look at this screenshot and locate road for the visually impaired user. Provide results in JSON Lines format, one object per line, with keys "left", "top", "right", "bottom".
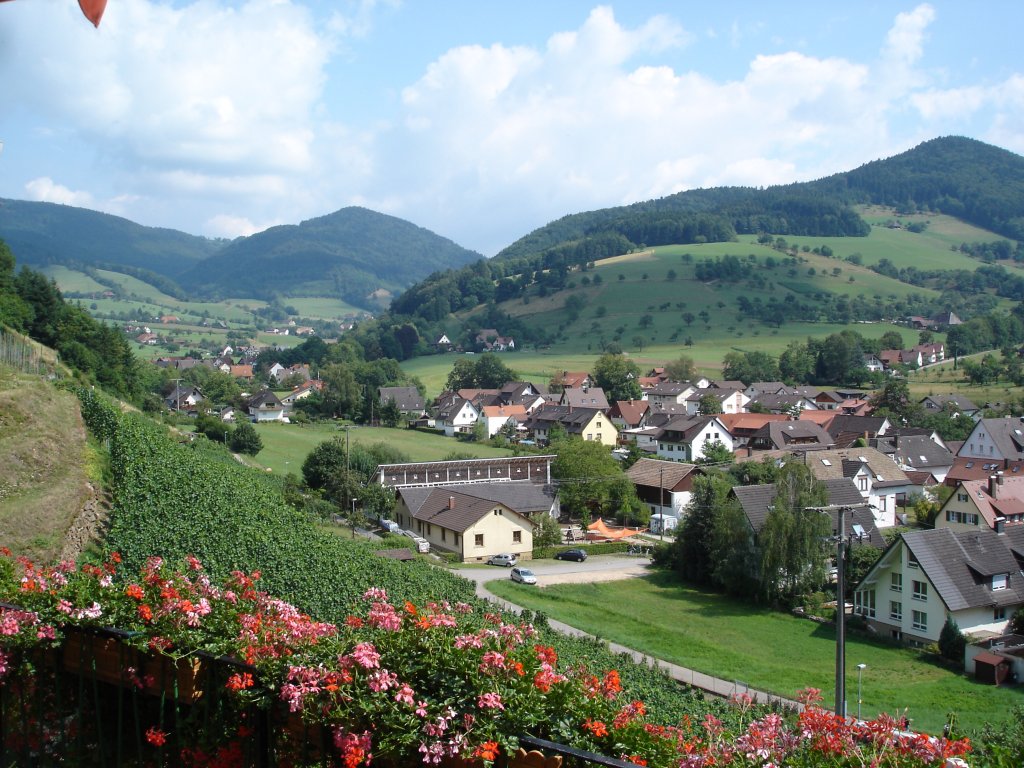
{"left": 459, "top": 553, "right": 654, "bottom": 592}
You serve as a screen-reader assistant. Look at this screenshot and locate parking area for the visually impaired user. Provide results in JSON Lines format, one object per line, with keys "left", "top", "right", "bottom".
{"left": 457, "top": 553, "right": 654, "bottom": 592}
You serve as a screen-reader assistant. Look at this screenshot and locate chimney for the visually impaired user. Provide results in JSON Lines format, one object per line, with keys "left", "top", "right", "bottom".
{"left": 989, "top": 474, "right": 999, "bottom": 499}
{"left": 448, "top": 496, "right": 455, "bottom": 510}
{"left": 996, "top": 516, "right": 1006, "bottom": 535}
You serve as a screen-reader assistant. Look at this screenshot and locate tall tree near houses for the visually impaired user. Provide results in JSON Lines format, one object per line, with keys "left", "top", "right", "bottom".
{"left": 673, "top": 474, "right": 733, "bottom": 586}
{"left": 759, "top": 460, "right": 829, "bottom": 603}
{"left": 710, "top": 496, "right": 757, "bottom": 597}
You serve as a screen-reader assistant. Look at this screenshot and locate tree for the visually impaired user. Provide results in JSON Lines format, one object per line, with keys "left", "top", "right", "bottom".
{"left": 696, "top": 394, "right": 723, "bottom": 416}
{"left": 710, "top": 497, "right": 757, "bottom": 597}
{"left": 663, "top": 355, "right": 697, "bottom": 382}
{"left": 550, "top": 437, "right": 643, "bottom": 527}
{"left": 302, "top": 438, "right": 347, "bottom": 490}
{"left": 673, "top": 474, "right": 732, "bottom": 585}
{"left": 779, "top": 340, "right": 814, "bottom": 384}
{"left": 721, "top": 350, "right": 781, "bottom": 384}
{"left": 591, "top": 352, "right": 641, "bottom": 401}
{"left": 229, "top": 422, "right": 263, "bottom": 456}
{"left": 759, "top": 461, "right": 829, "bottom": 603}
{"left": 379, "top": 399, "right": 402, "bottom": 428}
{"left": 938, "top": 616, "right": 967, "bottom": 663}
{"left": 878, "top": 330, "right": 904, "bottom": 350}
{"left": 868, "top": 378, "right": 922, "bottom": 426}
{"left": 533, "top": 513, "right": 563, "bottom": 548}
{"left": 444, "top": 353, "right": 518, "bottom": 391}
{"left": 698, "top": 440, "right": 733, "bottom": 465}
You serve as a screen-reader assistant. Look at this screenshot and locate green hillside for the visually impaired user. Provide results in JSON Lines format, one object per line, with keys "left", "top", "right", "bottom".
{"left": 178, "top": 206, "right": 483, "bottom": 308}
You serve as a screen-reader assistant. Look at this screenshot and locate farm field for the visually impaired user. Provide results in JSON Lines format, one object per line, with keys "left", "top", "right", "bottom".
{"left": 488, "top": 572, "right": 1022, "bottom": 735}
{"left": 250, "top": 421, "right": 515, "bottom": 474}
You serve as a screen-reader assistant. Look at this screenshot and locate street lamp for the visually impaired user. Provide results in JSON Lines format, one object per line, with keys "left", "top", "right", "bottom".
{"left": 351, "top": 498, "right": 359, "bottom": 539}
{"left": 856, "top": 663, "right": 867, "bottom": 720}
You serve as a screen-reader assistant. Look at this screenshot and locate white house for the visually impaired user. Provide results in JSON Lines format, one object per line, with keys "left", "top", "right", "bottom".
{"left": 436, "top": 397, "right": 480, "bottom": 437}
{"left": 803, "top": 447, "right": 911, "bottom": 527}
{"left": 854, "top": 526, "right": 1024, "bottom": 644}
{"left": 246, "top": 390, "right": 286, "bottom": 422}
{"left": 959, "top": 418, "right": 1024, "bottom": 462}
{"left": 654, "top": 415, "right": 734, "bottom": 462}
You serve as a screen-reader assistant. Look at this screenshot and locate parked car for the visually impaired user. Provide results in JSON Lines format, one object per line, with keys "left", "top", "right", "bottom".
{"left": 486, "top": 553, "right": 518, "bottom": 567}
{"left": 553, "top": 548, "right": 588, "bottom": 562}
{"left": 379, "top": 518, "right": 401, "bottom": 533}
{"left": 510, "top": 567, "right": 537, "bottom": 585}
{"left": 401, "top": 530, "right": 430, "bottom": 554}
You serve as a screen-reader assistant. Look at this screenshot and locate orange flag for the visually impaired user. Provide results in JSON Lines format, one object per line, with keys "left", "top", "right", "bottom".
{"left": 78, "top": 0, "right": 107, "bottom": 27}
{"left": 0, "top": 0, "right": 107, "bottom": 27}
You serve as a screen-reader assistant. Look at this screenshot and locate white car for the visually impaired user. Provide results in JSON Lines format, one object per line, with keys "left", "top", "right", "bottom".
{"left": 486, "top": 553, "right": 518, "bottom": 567}
{"left": 510, "top": 567, "right": 537, "bottom": 585}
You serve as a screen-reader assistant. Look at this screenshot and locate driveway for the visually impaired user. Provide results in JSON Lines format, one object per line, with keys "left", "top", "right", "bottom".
{"left": 459, "top": 554, "right": 654, "bottom": 597}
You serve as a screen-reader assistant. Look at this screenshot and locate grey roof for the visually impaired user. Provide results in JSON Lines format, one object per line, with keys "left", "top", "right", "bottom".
{"left": 732, "top": 478, "right": 880, "bottom": 545}
{"left": 647, "top": 381, "right": 694, "bottom": 397}
{"left": 964, "top": 419, "right": 1024, "bottom": 461}
{"left": 561, "top": 387, "right": 610, "bottom": 410}
{"left": 398, "top": 485, "right": 539, "bottom": 533}
{"left": 745, "top": 382, "right": 791, "bottom": 396}
{"left": 522, "top": 405, "right": 605, "bottom": 434}
{"left": 873, "top": 434, "right": 954, "bottom": 470}
{"left": 378, "top": 386, "right": 425, "bottom": 412}
{"left": 657, "top": 414, "right": 720, "bottom": 441}
{"left": 749, "top": 421, "right": 834, "bottom": 450}
{"left": 749, "top": 393, "right": 813, "bottom": 412}
{"left": 626, "top": 458, "right": 699, "bottom": 491}
{"left": 901, "top": 527, "right": 1024, "bottom": 612}
{"left": 920, "top": 394, "right": 979, "bottom": 413}
{"left": 247, "top": 389, "right": 282, "bottom": 409}
{"left": 826, "top": 415, "right": 889, "bottom": 447}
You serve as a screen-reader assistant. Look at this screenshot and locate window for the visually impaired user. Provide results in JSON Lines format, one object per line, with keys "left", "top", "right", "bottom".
{"left": 993, "top": 573, "right": 1008, "bottom": 591}
{"left": 995, "top": 606, "right": 1007, "bottom": 621}
{"left": 474, "top": 534, "right": 484, "bottom": 547}
{"left": 513, "top": 531, "right": 522, "bottom": 544}
{"left": 855, "top": 589, "right": 875, "bottom": 618}
{"left": 454, "top": 533, "right": 460, "bottom": 545}
{"left": 890, "top": 601, "right": 902, "bottom": 621}
{"left": 912, "top": 580, "right": 927, "bottom": 601}
{"left": 907, "top": 552, "right": 919, "bottom": 569}
{"left": 426, "top": 524, "right": 432, "bottom": 536}
{"left": 957, "top": 492, "right": 968, "bottom": 502}
{"left": 912, "top": 610, "right": 927, "bottom": 631}
{"left": 890, "top": 573, "right": 902, "bottom": 592}
{"left": 441, "top": 529, "right": 446, "bottom": 542}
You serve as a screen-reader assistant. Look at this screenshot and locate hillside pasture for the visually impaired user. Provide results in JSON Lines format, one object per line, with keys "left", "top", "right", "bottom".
{"left": 250, "top": 421, "right": 515, "bottom": 474}
{"left": 42, "top": 265, "right": 109, "bottom": 294}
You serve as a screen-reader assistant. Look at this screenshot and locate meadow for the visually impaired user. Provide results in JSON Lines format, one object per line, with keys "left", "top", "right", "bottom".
{"left": 249, "top": 421, "right": 515, "bottom": 475}
{"left": 488, "top": 571, "right": 1022, "bottom": 735}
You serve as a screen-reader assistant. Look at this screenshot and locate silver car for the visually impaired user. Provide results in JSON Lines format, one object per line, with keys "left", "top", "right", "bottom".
{"left": 510, "top": 567, "right": 537, "bottom": 585}
{"left": 486, "top": 553, "right": 518, "bottom": 567}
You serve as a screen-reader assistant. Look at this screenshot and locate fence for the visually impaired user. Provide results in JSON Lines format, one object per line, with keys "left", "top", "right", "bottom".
{"left": 0, "top": 327, "right": 58, "bottom": 375}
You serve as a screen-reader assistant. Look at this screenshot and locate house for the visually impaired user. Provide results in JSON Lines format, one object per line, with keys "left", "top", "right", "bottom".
{"left": 717, "top": 413, "right": 790, "bottom": 448}
{"left": 802, "top": 447, "right": 913, "bottom": 527}
{"left": 645, "top": 381, "right": 698, "bottom": 411}
{"left": 863, "top": 354, "right": 885, "bottom": 373}
{"left": 165, "top": 384, "right": 204, "bottom": 412}
{"left": 267, "top": 363, "right": 287, "bottom": 381}
{"left": 159, "top": 315, "right": 179, "bottom": 324}
{"left": 826, "top": 414, "right": 891, "bottom": 449}
{"left": 879, "top": 349, "right": 923, "bottom": 370}
{"left": 912, "top": 343, "right": 945, "bottom": 365}
{"left": 136, "top": 333, "right": 158, "bottom": 345}
{"left": 497, "top": 382, "right": 546, "bottom": 414}
{"left": 474, "top": 329, "right": 515, "bottom": 351}
{"left": 937, "top": 473, "right": 1024, "bottom": 532}
{"left": 551, "top": 371, "right": 593, "bottom": 390}
{"left": 435, "top": 333, "right": 453, "bottom": 351}
{"left": 746, "top": 393, "right": 818, "bottom": 414}
{"left": 393, "top": 487, "right": 534, "bottom": 563}
{"left": 435, "top": 396, "right": 480, "bottom": 437}
{"left": 609, "top": 399, "right": 650, "bottom": 431}
{"left": 654, "top": 415, "right": 733, "bottom": 462}
{"left": 920, "top": 394, "right": 980, "bottom": 419}
{"left": 282, "top": 379, "right": 324, "bottom": 408}
{"left": 871, "top": 432, "right": 954, "bottom": 483}
{"left": 373, "top": 455, "right": 556, "bottom": 489}
{"left": 378, "top": 386, "right": 426, "bottom": 417}
{"left": 481, "top": 404, "right": 527, "bottom": 437}
{"left": 960, "top": 418, "right": 1024, "bottom": 462}
{"left": 684, "top": 387, "right": 749, "bottom": 415}
{"left": 853, "top": 526, "right": 1024, "bottom": 644}
{"left": 560, "top": 386, "right": 610, "bottom": 411}
{"left": 931, "top": 310, "right": 962, "bottom": 328}
{"left": 521, "top": 405, "right": 617, "bottom": 446}
{"left": 230, "top": 364, "right": 254, "bottom": 381}
{"left": 945, "top": 457, "right": 1024, "bottom": 488}
{"left": 746, "top": 420, "right": 834, "bottom": 453}
{"left": 246, "top": 390, "right": 286, "bottom": 422}
{"left": 625, "top": 458, "right": 700, "bottom": 519}
{"left": 733, "top": 478, "right": 883, "bottom": 547}
{"left": 743, "top": 382, "right": 792, "bottom": 400}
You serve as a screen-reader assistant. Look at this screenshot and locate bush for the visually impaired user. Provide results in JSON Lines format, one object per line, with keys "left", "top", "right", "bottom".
{"left": 228, "top": 421, "right": 263, "bottom": 455}
{"left": 938, "top": 616, "right": 967, "bottom": 663}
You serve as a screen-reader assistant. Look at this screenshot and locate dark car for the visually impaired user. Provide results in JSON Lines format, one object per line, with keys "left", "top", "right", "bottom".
{"left": 553, "top": 548, "right": 588, "bottom": 562}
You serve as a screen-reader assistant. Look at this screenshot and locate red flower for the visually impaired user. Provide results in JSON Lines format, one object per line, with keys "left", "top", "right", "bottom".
{"left": 138, "top": 604, "right": 153, "bottom": 622}
{"left": 583, "top": 719, "right": 608, "bottom": 738}
{"left": 125, "top": 584, "right": 144, "bottom": 600}
{"left": 145, "top": 727, "right": 168, "bottom": 747}
{"left": 474, "top": 740, "right": 500, "bottom": 762}
{"left": 226, "top": 672, "right": 254, "bottom": 691}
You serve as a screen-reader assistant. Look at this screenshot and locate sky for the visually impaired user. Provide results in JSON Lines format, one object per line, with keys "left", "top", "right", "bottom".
{"left": 1, "top": 1, "right": 1022, "bottom": 257}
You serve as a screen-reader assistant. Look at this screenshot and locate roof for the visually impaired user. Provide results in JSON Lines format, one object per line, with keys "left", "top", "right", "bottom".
{"left": 945, "top": 456, "right": 1024, "bottom": 485}
{"left": 920, "top": 394, "right": 979, "bottom": 413}
{"left": 609, "top": 399, "right": 649, "bottom": 427}
{"left": 749, "top": 421, "right": 834, "bottom": 450}
{"left": 954, "top": 476, "right": 1024, "bottom": 528}
{"left": 561, "top": 387, "right": 610, "bottom": 410}
{"left": 656, "top": 414, "right": 721, "bottom": 441}
{"left": 378, "top": 386, "right": 425, "bottom": 412}
{"left": 375, "top": 455, "right": 557, "bottom": 488}
{"left": 626, "top": 458, "right": 699, "bottom": 491}
{"left": 826, "top": 414, "right": 889, "bottom": 448}
{"left": 964, "top": 418, "right": 1024, "bottom": 461}
{"left": 804, "top": 447, "right": 909, "bottom": 484}
{"left": 247, "top": 390, "right": 282, "bottom": 409}
{"left": 398, "top": 485, "right": 539, "bottom": 533}
{"left": 522, "top": 405, "right": 608, "bottom": 434}
{"left": 718, "top": 413, "right": 790, "bottom": 435}
{"left": 732, "top": 478, "right": 881, "bottom": 544}
{"left": 647, "top": 381, "right": 695, "bottom": 397}
{"left": 481, "top": 404, "right": 527, "bottom": 420}
{"left": 873, "top": 434, "right": 954, "bottom": 470}
{"left": 899, "top": 527, "right": 1024, "bottom": 612}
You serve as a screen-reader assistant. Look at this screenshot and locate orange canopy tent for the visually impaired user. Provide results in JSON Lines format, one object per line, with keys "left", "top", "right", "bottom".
{"left": 0, "top": 0, "right": 107, "bottom": 27}
{"left": 586, "top": 517, "right": 646, "bottom": 540}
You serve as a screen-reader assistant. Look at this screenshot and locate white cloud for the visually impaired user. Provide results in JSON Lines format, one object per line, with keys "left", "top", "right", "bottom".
{"left": 205, "top": 213, "right": 274, "bottom": 238}
{"left": 24, "top": 177, "right": 94, "bottom": 207}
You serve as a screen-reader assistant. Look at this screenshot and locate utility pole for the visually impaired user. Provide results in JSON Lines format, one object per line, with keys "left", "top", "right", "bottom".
{"left": 659, "top": 464, "right": 665, "bottom": 541}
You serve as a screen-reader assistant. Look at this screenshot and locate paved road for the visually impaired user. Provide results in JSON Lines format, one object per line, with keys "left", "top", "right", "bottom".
{"left": 462, "top": 554, "right": 800, "bottom": 711}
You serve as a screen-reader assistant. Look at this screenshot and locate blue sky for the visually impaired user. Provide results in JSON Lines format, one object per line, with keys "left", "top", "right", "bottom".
{"left": 1, "top": 1, "right": 1022, "bottom": 257}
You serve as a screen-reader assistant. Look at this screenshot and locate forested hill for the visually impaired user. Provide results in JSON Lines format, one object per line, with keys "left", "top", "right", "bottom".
{"left": 177, "top": 206, "right": 483, "bottom": 307}
{"left": 800, "top": 136, "right": 1024, "bottom": 241}
{"left": 0, "top": 198, "right": 221, "bottom": 279}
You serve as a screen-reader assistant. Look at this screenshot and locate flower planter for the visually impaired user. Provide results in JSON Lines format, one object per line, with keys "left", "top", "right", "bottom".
{"left": 61, "top": 629, "right": 206, "bottom": 703}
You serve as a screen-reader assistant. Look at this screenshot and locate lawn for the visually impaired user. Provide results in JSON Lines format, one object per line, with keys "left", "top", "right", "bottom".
{"left": 251, "top": 422, "right": 515, "bottom": 474}
{"left": 487, "top": 571, "right": 1023, "bottom": 734}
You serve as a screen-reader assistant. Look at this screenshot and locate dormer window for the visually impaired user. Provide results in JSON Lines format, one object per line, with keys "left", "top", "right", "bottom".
{"left": 993, "top": 573, "right": 1008, "bottom": 591}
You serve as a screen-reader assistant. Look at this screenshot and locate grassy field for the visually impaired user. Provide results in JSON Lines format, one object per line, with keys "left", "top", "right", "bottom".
{"left": 0, "top": 370, "right": 92, "bottom": 562}
{"left": 488, "top": 571, "right": 1022, "bottom": 734}
{"left": 250, "top": 422, "right": 515, "bottom": 474}
{"left": 906, "top": 353, "right": 1024, "bottom": 405}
